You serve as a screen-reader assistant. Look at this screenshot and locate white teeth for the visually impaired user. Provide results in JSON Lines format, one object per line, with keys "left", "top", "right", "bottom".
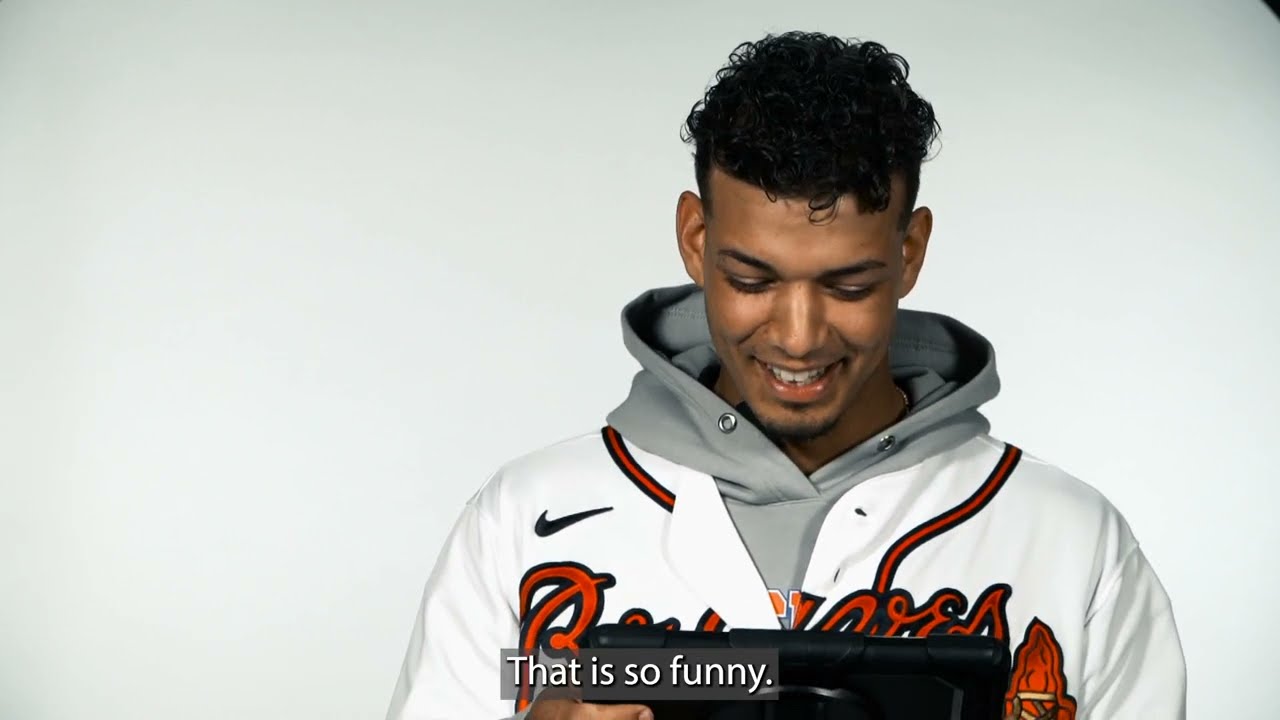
{"left": 769, "top": 365, "right": 827, "bottom": 385}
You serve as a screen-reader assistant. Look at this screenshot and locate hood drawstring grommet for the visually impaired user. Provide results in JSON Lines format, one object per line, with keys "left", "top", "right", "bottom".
{"left": 717, "top": 413, "right": 737, "bottom": 433}
{"left": 877, "top": 435, "right": 896, "bottom": 452}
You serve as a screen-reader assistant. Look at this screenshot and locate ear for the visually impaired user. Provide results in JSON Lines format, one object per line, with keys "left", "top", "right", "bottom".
{"left": 675, "top": 190, "right": 708, "bottom": 286}
{"left": 898, "top": 206, "right": 933, "bottom": 298}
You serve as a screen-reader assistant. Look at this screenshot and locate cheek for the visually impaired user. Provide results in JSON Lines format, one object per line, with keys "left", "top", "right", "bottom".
{"left": 705, "top": 286, "right": 770, "bottom": 344}
{"left": 826, "top": 294, "right": 898, "bottom": 350}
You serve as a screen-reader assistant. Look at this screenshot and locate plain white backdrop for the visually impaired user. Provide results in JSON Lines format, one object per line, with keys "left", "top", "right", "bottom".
{"left": 1, "top": 0, "right": 1276, "bottom": 718}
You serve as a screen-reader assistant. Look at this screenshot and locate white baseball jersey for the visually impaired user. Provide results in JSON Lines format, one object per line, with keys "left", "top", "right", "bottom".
{"left": 386, "top": 425, "right": 1186, "bottom": 720}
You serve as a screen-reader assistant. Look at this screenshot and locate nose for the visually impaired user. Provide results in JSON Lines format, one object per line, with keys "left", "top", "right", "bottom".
{"left": 771, "top": 284, "right": 828, "bottom": 358}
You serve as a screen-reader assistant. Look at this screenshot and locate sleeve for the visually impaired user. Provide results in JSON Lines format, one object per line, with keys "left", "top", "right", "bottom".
{"left": 1076, "top": 543, "right": 1187, "bottom": 720}
{"left": 385, "top": 483, "right": 525, "bottom": 720}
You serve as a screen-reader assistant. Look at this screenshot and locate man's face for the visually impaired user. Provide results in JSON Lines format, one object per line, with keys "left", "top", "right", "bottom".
{"left": 676, "top": 168, "right": 931, "bottom": 443}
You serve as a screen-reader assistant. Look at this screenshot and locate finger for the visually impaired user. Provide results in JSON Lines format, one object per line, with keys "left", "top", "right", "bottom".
{"left": 583, "top": 702, "right": 653, "bottom": 720}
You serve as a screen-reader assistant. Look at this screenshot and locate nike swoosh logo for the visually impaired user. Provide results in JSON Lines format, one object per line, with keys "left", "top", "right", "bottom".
{"left": 535, "top": 506, "right": 613, "bottom": 537}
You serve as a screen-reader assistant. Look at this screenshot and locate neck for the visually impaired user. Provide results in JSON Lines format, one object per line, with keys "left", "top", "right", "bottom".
{"left": 717, "top": 363, "right": 905, "bottom": 476}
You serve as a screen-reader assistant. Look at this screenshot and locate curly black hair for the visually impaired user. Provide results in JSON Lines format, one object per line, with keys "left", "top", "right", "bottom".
{"left": 682, "top": 31, "right": 940, "bottom": 226}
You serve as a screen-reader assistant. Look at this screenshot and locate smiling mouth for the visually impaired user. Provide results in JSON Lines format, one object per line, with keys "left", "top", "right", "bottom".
{"left": 765, "top": 363, "right": 832, "bottom": 385}
{"left": 754, "top": 359, "right": 844, "bottom": 403}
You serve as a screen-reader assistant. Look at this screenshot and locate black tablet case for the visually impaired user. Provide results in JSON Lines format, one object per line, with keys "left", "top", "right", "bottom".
{"left": 580, "top": 624, "right": 1011, "bottom": 720}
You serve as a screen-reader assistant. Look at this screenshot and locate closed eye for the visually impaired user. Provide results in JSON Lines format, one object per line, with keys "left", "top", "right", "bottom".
{"left": 726, "top": 276, "right": 772, "bottom": 293}
{"left": 830, "top": 285, "right": 875, "bottom": 300}
{"left": 727, "top": 276, "right": 877, "bottom": 300}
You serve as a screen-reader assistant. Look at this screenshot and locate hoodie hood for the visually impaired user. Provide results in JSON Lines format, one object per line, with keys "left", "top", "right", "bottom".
{"left": 605, "top": 283, "right": 1001, "bottom": 505}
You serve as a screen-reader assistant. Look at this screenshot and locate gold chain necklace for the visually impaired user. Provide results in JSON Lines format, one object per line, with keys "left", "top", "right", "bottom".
{"left": 895, "top": 385, "right": 911, "bottom": 420}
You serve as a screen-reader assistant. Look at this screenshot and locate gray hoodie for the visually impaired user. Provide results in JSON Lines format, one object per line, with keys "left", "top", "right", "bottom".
{"left": 605, "top": 283, "right": 1002, "bottom": 597}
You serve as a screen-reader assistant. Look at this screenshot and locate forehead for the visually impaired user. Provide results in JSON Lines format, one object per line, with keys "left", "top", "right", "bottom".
{"left": 706, "top": 169, "right": 902, "bottom": 264}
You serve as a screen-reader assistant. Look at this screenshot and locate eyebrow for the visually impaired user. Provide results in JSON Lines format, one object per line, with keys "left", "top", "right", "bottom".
{"left": 716, "top": 249, "right": 887, "bottom": 279}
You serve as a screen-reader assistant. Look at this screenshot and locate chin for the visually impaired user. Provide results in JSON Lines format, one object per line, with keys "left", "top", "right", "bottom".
{"left": 750, "top": 402, "right": 843, "bottom": 444}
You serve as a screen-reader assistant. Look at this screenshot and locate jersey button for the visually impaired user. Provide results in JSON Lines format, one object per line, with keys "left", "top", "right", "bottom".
{"left": 717, "top": 413, "right": 737, "bottom": 433}
{"left": 877, "top": 435, "right": 896, "bottom": 452}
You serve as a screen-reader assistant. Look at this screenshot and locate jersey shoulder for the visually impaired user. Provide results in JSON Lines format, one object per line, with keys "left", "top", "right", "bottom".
{"left": 465, "top": 427, "right": 631, "bottom": 513}
{"left": 975, "top": 434, "right": 1123, "bottom": 512}
{"left": 975, "top": 432, "right": 1142, "bottom": 562}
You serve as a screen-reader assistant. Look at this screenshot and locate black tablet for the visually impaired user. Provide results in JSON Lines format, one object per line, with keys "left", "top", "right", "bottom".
{"left": 580, "top": 624, "right": 1011, "bottom": 720}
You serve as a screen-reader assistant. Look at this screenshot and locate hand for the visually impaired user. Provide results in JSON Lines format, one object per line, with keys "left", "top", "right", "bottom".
{"left": 527, "top": 696, "right": 653, "bottom": 720}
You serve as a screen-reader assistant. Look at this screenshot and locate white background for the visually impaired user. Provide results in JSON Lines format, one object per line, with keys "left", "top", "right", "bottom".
{"left": 1, "top": 1, "right": 1277, "bottom": 718}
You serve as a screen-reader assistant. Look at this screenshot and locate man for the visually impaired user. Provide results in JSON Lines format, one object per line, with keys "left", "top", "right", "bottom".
{"left": 387, "top": 31, "right": 1186, "bottom": 720}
